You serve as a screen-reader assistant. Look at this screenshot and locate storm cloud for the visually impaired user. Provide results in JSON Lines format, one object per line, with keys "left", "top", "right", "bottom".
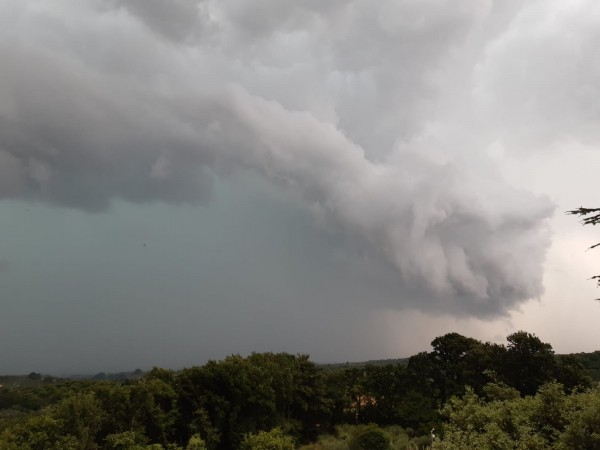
{"left": 3, "top": 0, "right": 598, "bottom": 320}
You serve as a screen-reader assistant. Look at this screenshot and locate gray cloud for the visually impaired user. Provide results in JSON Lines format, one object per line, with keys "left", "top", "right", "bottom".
{"left": 3, "top": 0, "right": 594, "bottom": 318}
{"left": 109, "top": 0, "right": 218, "bottom": 43}
{"left": 472, "top": 0, "right": 600, "bottom": 151}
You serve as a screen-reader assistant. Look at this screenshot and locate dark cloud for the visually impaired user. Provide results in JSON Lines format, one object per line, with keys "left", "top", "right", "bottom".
{"left": 5, "top": 0, "right": 596, "bottom": 318}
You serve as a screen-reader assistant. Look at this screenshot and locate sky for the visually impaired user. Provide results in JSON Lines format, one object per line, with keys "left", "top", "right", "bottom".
{"left": 1, "top": 0, "right": 600, "bottom": 374}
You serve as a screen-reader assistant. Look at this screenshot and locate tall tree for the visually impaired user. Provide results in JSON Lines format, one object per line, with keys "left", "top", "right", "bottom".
{"left": 430, "top": 333, "right": 482, "bottom": 403}
{"left": 504, "top": 331, "right": 556, "bottom": 396}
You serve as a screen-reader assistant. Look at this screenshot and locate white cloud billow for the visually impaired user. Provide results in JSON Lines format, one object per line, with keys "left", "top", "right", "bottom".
{"left": 3, "top": 0, "right": 596, "bottom": 315}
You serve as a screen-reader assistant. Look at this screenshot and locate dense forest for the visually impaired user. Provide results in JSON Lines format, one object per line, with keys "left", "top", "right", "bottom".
{"left": 0, "top": 331, "right": 598, "bottom": 449}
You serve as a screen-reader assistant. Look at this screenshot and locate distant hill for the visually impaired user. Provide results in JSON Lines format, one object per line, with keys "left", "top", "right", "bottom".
{"left": 0, "top": 372, "right": 61, "bottom": 388}
{"left": 3, "top": 351, "right": 600, "bottom": 382}
{"left": 318, "top": 357, "right": 409, "bottom": 371}
{"left": 0, "top": 370, "right": 145, "bottom": 386}
{"left": 67, "top": 369, "right": 145, "bottom": 382}
{"left": 320, "top": 352, "right": 600, "bottom": 383}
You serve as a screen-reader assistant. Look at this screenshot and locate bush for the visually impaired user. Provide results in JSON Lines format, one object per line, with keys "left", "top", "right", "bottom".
{"left": 186, "top": 433, "right": 207, "bottom": 450}
{"left": 349, "top": 425, "right": 390, "bottom": 450}
{"left": 240, "top": 428, "right": 295, "bottom": 450}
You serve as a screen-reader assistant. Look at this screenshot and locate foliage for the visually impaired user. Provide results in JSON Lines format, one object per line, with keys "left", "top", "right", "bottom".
{"left": 505, "top": 331, "right": 557, "bottom": 396}
{"left": 438, "top": 382, "right": 600, "bottom": 449}
{"left": 0, "top": 415, "right": 79, "bottom": 450}
{"left": 566, "top": 351, "right": 600, "bottom": 382}
{"left": 54, "top": 392, "right": 104, "bottom": 449}
{"left": 239, "top": 428, "right": 295, "bottom": 450}
{"left": 104, "top": 430, "right": 151, "bottom": 449}
{"left": 0, "top": 333, "right": 595, "bottom": 449}
{"left": 348, "top": 424, "right": 389, "bottom": 450}
{"left": 176, "top": 352, "right": 327, "bottom": 448}
{"left": 185, "top": 434, "right": 207, "bottom": 450}
{"left": 298, "top": 424, "right": 428, "bottom": 450}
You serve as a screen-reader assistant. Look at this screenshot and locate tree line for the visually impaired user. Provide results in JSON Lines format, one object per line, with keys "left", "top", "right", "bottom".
{"left": 0, "top": 331, "right": 594, "bottom": 449}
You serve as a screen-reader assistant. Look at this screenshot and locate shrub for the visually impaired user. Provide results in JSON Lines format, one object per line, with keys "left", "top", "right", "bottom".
{"left": 240, "top": 427, "right": 295, "bottom": 450}
{"left": 349, "top": 425, "right": 390, "bottom": 450}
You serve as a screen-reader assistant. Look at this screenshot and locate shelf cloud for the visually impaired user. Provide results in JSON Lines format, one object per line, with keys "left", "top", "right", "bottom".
{"left": 3, "top": 0, "right": 598, "bottom": 319}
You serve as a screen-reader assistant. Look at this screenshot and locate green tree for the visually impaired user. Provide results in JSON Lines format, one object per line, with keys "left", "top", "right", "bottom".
{"left": 320, "top": 368, "right": 356, "bottom": 425}
{"left": 430, "top": 333, "right": 483, "bottom": 403}
{"left": 439, "top": 382, "right": 600, "bottom": 449}
{"left": 129, "top": 376, "right": 179, "bottom": 445}
{"left": 359, "top": 365, "right": 404, "bottom": 425}
{"left": 406, "top": 351, "right": 439, "bottom": 401}
{"left": 0, "top": 415, "right": 79, "bottom": 450}
{"left": 245, "top": 352, "right": 329, "bottom": 441}
{"left": 439, "top": 386, "right": 546, "bottom": 449}
{"left": 176, "top": 355, "right": 277, "bottom": 449}
{"left": 185, "top": 434, "right": 207, "bottom": 450}
{"left": 239, "top": 428, "right": 295, "bottom": 450}
{"left": 176, "top": 353, "right": 328, "bottom": 448}
{"left": 348, "top": 425, "right": 390, "bottom": 450}
{"left": 54, "top": 392, "right": 104, "bottom": 449}
{"left": 103, "top": 431, "right": 166, "bottom": 450}
{"left": 555, "top": 355, "right": 592, "bottom": 392}
{"left": 91, "top": 382, "right": 134, "bottom": 439}
{"left": 556, "top": 387, "right": 600, "bottom": 449}
{"left": 504, "top": 331, "right": 557, "bottom": 396}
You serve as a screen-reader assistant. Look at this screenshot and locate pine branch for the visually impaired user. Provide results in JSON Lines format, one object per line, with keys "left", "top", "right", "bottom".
{"left": 566, "top": 207, "right": 600, "bottom": 226}
{"left": 570, "top": 207, "right": 600, "bottom": 301}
